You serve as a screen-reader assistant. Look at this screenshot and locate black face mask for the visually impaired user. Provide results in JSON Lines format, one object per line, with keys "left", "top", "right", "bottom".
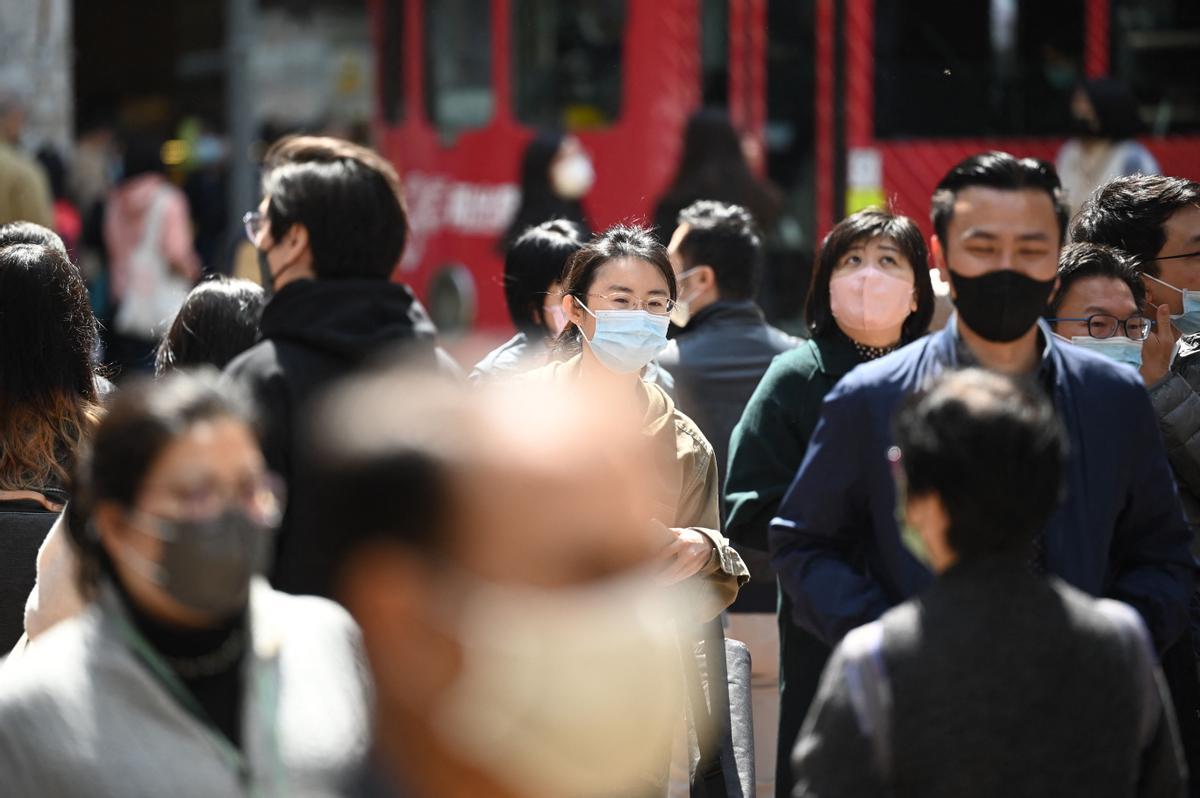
{"left": 257, "top": 248, "right": 277, "bottom": 298}
{"left": 949, "top": 269, "right": 1056, "bottom": 343}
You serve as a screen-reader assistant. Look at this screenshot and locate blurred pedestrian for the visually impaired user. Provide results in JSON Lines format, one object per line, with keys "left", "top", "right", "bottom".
{"left": 0, "top": 243, "right": 102, "bottom": 653}
{"left": 103, "top": 133, "right": 201, "bottom": 374}
{"left": 769, "top": 153, "right": 1192, "bottom": 772}
{"left": 0, "top": 371, "right": 370, "bottom": 796}
{"left": 226, "top": 135, "right": 450, "bottom": 598}
{"left": 312, "top": 371, "right": 684, "bottom": 798}
{"left": 0, "top": 80, "right": 52, "bottom": 227}
{"left": 156, "top": 276, "right": 265, "bottom": 375}
{"left": 472, "top": 218, "right": 587, "bottom": 380}
{"left": 35, "top": 147, "right": 82, "bottom": 257}
{"left": 499, "top": 132, "right": 593, "bottom": 252}
{"left": 652, "top": 109, "right": 781, "bottom": 246}
{"left": 725, "top": 207, "right": 934, "bottom": 795}
{"left": 1056, "top": 79, "right": 1159, "bottom": 217}
{"left": 793, "top": 368, "right": 1186, "bottom": 797}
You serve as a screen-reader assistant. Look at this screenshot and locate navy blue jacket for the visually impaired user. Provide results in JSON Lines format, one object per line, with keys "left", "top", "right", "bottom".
{"left": 769, "top": 316, "right": 1195, "bottom": 654}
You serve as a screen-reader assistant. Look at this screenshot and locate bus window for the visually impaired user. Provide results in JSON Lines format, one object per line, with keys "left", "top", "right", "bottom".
{"left": 379, "top": 0, "right": 404, "bottom": 124}
{"left": 425, "top": 0, "right": 493, "bottom": 136}
{"left": 512, "top": 0, "right": 625, "bottom": 130}
{"left": 701, "top": 0, "right": 729, "bottom": 105}
{"left": 1113, "top": 1, "right": 1200, "bottom": 133}
{"left": 874, "top": 0, "right": 1084, "bottom": 138}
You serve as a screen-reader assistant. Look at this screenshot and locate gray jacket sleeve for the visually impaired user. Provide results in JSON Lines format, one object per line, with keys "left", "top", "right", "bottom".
{"left": 1149, "top": 372, "right": 1200, "bottom": 502}
{"left": 791, "top": 629, "right": 890, "bottom": 797}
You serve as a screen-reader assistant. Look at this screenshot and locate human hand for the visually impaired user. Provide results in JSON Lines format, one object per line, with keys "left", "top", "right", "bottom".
{"left": 652, "top": 522, "right": 715, "bottom": 585}
{"left": 1140, "top": 303, "right": 1179, "bottom": 386}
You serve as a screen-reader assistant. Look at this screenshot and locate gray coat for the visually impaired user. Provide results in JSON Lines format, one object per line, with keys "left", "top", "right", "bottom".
{"left": 0, "top": 579, "right": 371, "bottom": 797}
{"left": 793, "top": 558, "right": 1186, "bottom": 798}
{"left": 1150, "top": 335, "right": 1200, "bottom": 551}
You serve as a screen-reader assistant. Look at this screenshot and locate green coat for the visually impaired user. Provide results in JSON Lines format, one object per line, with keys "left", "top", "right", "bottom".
{"left": 723, "top": 331, "right": 863, "bottom": 791}
{"left": 725, "top": 332, "right": 862, "bottom": 557}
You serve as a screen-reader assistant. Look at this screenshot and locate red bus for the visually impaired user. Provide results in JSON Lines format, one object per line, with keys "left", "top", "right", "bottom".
{"left": 369, "top": 0, "right": 1200, "bottom": 335}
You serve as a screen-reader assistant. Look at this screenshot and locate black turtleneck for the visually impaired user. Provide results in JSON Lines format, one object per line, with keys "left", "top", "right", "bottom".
{"left": 115, "top": 577, "right": 248, "bottom": 749}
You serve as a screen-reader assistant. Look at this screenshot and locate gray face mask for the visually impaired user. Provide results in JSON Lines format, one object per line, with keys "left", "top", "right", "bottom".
{"left": 122, "top": 508, "right": 276, "bottom": 618}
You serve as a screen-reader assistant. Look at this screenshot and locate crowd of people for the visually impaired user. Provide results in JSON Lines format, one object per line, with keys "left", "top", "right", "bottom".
{"left": 0, "top": 104, "right": 1199, "bottom": 798}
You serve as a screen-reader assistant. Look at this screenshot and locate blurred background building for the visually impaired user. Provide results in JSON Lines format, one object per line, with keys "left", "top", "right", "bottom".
{"left": 2, "top": 0, "right": 1198, "bottom": 338}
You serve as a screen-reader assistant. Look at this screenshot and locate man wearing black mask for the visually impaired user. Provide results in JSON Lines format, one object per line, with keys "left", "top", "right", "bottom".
{"left": 769, "top": 152, "right": 1193, "bottom": 779}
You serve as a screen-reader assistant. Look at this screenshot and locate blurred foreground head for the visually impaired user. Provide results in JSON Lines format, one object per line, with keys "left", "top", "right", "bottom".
{"left": 893, "top": 368, "right": 1065, "bottom": 571}
{"left": 308, "top": 373, "right": 682, "bottom": 798}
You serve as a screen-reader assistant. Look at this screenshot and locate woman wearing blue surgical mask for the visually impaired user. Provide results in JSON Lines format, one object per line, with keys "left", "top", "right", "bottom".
{"left": 528, "top": 224, "right": 748, "bottom": 618}
{"left": 0, "top": 370, "right": 370, "bottom": 797}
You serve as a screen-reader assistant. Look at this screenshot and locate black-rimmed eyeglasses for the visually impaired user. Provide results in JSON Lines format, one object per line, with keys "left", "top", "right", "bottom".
{"left": 1045, "top": 313, "right": 1154, "bottom": 341}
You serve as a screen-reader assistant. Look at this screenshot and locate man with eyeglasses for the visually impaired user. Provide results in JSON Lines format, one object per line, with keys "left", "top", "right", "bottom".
{"left": 1067, "top": 174, "right": 1200, "bottom": 786}
{"left": 224, "top": 135, "right": 451, "bottom": 599}
{"left": 1046, "top": 243, "right": 1153, "bottom": 373}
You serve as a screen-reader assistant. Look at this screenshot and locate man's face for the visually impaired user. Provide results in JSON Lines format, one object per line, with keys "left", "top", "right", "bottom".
{"left": 935, "top": 187, "right": 1061, "bottom": 285}
{"left": 667, "top": 223, "right": 691, "bottom": 279}
{"left": 1051, "top": 275, "right": 1139, "bottom": 341}
{"left": 1149, "top": 204, "right": 1200, "bottom": 312}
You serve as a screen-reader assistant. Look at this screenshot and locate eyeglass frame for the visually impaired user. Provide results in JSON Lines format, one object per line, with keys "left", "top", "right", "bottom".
{"left": 242, "top": 210, "right": 267, "bottom": 245}
{"left": 1155, "top": 250, "right": 1200, "bottom": 262}
{"left": 581, "top": 292, "right": 677, "bottom": 316}
{"left": 1045, "top": 312, "right": 1155, "bottom": 341}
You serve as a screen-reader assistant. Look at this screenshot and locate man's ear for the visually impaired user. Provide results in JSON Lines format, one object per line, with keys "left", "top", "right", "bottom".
{"left": 1142, "top": 274, "right": 1161, "bottom": 307}
{"left": 930, "top": 235, "right": 952, "bottom": 298}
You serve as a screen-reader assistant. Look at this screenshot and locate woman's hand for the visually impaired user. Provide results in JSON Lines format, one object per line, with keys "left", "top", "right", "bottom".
{"left": 652, "top": 522, "right": 716, "bottom": 585}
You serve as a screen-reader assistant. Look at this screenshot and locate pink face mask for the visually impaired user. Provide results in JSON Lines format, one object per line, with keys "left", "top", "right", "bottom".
{"left": 829, "top": 265, "right": 914, "bottom": 332}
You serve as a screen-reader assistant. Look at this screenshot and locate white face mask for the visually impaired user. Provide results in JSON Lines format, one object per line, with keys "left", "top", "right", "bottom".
{"left": 577, "top": 301, "right": 670, "bottom": 374}
{"left": 1146, "top": 273, "right": 1200, "bottom": 334}
{"left": 433, "top": 574, "right": 683, "bottom": 797}
{"left": 669, "top": 267, "right": 705, "bottom": 328}
{"left": 550, "top": 153, "right": 595, "bottom": 200}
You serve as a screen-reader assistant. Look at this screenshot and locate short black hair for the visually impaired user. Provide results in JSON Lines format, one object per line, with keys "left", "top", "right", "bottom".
{"left": 893, "top": 368, "right": 1065, "bottom": 561}
{"left": 503, "top": 218, "right": 587, "bottom": 336}
{"left": 931, "top": 151, "right": 1069, "bottom": 245}
{"left": 674, "top": 200, "right": 762, "bottom": 300}
{"left": 262, "top": 135, "right": 408, "bottom": 280}
{"left": 806, "top": 208, "right": 935, "bottom": 343}
{"left": 1046, "top": 243, "right": 1145, "bottom": 319}
{"left": 1069, "top": 174, "right": 1200, "bottom": 276}
{"left": 156, "top": 276, "right": 266, "bottom": 375}
{"left": 0, "top": 221, "right": 67, "bottom": 255}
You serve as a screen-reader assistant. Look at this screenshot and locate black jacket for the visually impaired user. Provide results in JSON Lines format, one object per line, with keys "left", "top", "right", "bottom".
{"left": 795, "top": 557, "right": 1186, "bottom": 797}
{"left": 0, "top": 488, "right": 66, "bottom": 653}
{"left": 223, "top": 278, "right": 442, "bottom": 596}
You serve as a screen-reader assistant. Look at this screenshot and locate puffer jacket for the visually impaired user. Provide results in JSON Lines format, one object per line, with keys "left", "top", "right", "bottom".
{"left": 1151, "top": 333, "right": 1200, "bottom": 553}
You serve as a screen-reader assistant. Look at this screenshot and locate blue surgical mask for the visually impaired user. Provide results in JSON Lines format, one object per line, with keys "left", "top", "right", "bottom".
{"left": 577, "top": 301, "right": 669, "bottom": 374}
{"left": 1070, "top": 335, "right": 1144, "bottom": 369}
{"left": 1146, "top": 273, "right": 1200, "bottom": 335}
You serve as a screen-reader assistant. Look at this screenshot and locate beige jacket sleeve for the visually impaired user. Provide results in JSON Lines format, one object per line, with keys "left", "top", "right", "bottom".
{"left": 676, "top": 436, "right": 749, "bottom": 621}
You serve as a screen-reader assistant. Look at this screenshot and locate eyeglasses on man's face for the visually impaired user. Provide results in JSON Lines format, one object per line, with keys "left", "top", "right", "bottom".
{"left": 1047, "top": 313, "right": 1154, "bottom": 341}
{"left": 242, "top": 210, "right": 267, "bottom": 245}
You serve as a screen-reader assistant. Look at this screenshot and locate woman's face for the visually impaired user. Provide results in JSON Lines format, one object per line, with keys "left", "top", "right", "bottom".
{"left": 562, "top": 257, "right": 673, "bottom": 341}
{"left": 98, "top": 416, "right": 275, "bottom": 628}
{"left": 830, "top": 235, "right": 914, "bottom": 284}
